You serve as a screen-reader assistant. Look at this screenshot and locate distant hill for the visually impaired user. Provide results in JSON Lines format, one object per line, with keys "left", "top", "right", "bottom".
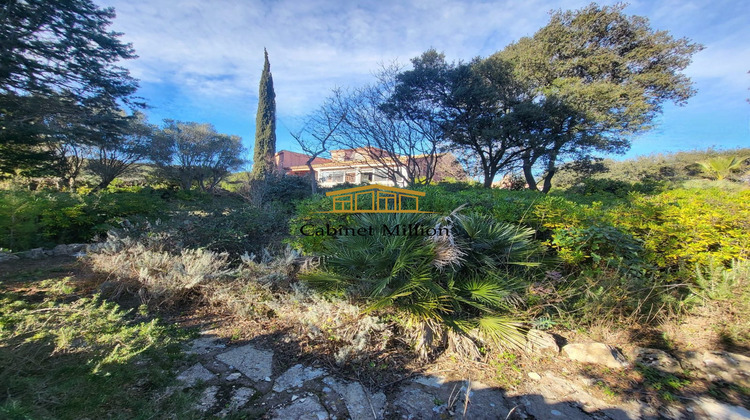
{"left": 553, "top": 148, "right": 750, "bottom": 189}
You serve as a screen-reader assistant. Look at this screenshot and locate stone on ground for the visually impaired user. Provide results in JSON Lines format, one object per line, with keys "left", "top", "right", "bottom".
{"left": 187, "top": 336, "right": 225, "bottom": 355}
{"left": 0, "top": 251, "right": 19, "bottom": 262}
{"left": 218, "top": 387, "right": 256, "bottom": 416}
{"left": 625, "top": 347, "right": 681, "bottom": 374}
{"left": 456, "top": 380, "right": 511, "bottom": 420}
{"left": 683, "top": 351, "right": 750, "bottom": 387}
{"left": 519, "top": 395, "right": 592, "bottom": 420}
{"left": 413, "top": 375, "right": 448, "bottom": 388}
{"left": 393, "top": 385, "right": 441, "bottom": 419}
{"left": 525, "top": 329, "right": 560, "bottom": 355}
{"left": 562, "top": 342, "right": 630, "bottom": 369}
{"left": 271, "top": 395, "right": 329, "bottom": 420}
{"left": 323, "top": 377, "right": 386, "bottom": 420}
{"left": 196, "top": 385, "right": 220, "bottom": 412}
{"left": 273, "top": 364, "right": 327, "bottom": 392}
{"left": 696, "top": 397, "right": 750, "bottom": 420}
{"left": 216, "top": 344, "right": 273, "bottom": 382}
{"left": 177, "top": 363, "right": 216, "bottom": 386}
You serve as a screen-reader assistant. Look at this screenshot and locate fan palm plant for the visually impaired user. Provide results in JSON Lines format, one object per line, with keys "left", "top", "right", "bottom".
{"left": 300, "top": 211, "right": 546, "bottom": 353}
{"left": 696, "top": 155, "right": 748, "bottom": 180}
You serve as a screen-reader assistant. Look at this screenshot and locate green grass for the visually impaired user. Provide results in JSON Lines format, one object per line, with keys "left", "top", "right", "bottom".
{"left": 490, "top": 351, "right": 522, "bottom": 388}
{"left": 0, "top": 277, "right": 202, "bottom": 419}
{"left": 636, "top": 363, "right": 690, "bottom": 402}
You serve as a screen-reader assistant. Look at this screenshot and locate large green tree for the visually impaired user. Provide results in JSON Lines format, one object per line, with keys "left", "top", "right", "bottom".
{"left": 0, "top": 0, "right": 139, "bottom": 177}
{"left": 154, "top": 120, "right": 246, "bottom": 191}
{"left": 388, "top": 50, "right": 529, "bottom": 188}
{"left": 87, "top": 111, "right": 157, "bottom": 191}
{"left": 497, "top": 3, "right": 702, "bottom": 192}
{"left": 251, "top": 49, "right": 276, "bottom": 180}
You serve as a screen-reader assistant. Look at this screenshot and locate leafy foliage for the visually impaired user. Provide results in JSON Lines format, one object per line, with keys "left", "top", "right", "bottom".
{"left": 0, "top": 280, "right": 198, "bottom": 419}
{"left": 87, "top": 111, "right": 158, "bottom": 190}
{"left": 553, "top": 148, "right": 750, "bottom": 189}
{"left": 0, "top": 0, "right": 140, "bottom": 176}
{"left": 497, "top": 3, "right": 702, "bottom": 191}
{"left": 696, "top": 155, "right": 749, "bottom": 180}
{"left": 613, "top": 188, "right": 750, "bottom": 268}
{"left": 301, "top": 212, "right": 544, "bottom": 350}
{"left": 0, "top": 187, "right": 163, "bottom": 251}
{"left": 154, "top": 121, "right": 246, "bottom": 191}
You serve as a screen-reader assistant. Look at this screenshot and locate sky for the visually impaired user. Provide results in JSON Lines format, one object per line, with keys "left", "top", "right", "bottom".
{"left": 94, "top": 0, "right": 750, "bottom": 165}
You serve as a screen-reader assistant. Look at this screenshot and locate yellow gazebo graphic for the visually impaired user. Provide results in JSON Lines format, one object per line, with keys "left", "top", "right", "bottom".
{"left": 324, "top": 185, "right": 430, "bottom": 213}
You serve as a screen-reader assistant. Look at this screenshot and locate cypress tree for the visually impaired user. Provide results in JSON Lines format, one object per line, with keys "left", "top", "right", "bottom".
{"left": 251, "top": 48, "right": 277, "bottom": 179}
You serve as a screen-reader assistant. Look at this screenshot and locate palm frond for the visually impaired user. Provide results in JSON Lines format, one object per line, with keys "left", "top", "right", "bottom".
{"left": 475, "top": 316, "right": 528, "bottom": 349}
{"left": 299, "top": 271, "right": 351, "bottom": 293}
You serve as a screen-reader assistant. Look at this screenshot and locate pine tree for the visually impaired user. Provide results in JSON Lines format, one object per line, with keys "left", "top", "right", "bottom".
{"left": 251, "top": 48, "right": 277, "bottom": 179}
{"left": 0, "top": 0, "right": 139, "bottom": 177}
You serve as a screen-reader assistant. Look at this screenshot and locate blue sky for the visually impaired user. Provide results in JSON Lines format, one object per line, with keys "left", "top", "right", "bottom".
{"left": 96, "top": 0, "right": 749, "bottom": 166}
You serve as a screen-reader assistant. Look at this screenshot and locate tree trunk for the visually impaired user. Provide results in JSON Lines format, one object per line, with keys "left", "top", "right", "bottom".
{"left": 92, "top": 174, "right": 116, "bottom": 192}
{"left": 540, "top": 150, "right": 559, "bottom": 194}
{"left": 482, "top": 163, "right": 495, "bottom": 188}
{"left": 522, "top": 162, "right": 538, "bottom": 191}
{"left": 521, "top": 149, "right": 538, "bottom": 191}
{"left": 306, "top": 160, "right": 317, "bottom": 194}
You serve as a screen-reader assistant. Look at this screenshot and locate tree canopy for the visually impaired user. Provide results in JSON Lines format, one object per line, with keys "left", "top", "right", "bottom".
{"left": 154, "top": 120, "right": 246, "bottom": 191}
{"left": 251, "top": 49, "right": 277, "bottom": 180}
{"left": 383, "top": 4, "right": 701, "bottom": 190}
{"left": 497, "top": 3, "right": 702, "bottom": 191}
{"left": 0, "top": 0, "right": 140, "bottom": 176}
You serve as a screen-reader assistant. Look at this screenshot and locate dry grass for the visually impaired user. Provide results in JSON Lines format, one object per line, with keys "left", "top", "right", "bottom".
{"left": 87, "top": 231, "right": 233, "bottom": 307}
{"left": 85, "top": 232, "right": 398, "bottom": 366}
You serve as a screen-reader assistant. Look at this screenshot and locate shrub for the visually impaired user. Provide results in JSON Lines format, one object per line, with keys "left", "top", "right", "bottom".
{"left": 613, "top": 188, "right": 750, "bottom": 268}
{"left": 685, "top": 259, "right": 750, "bottom": 345}
{"left": 0, "top": 190, "right": 50, "bottom": 250}
{"left": 286, "top": 194, "right": 354, "bottom": 253}
{"left": 301, "top": 212, "right": 546, "bottom": 354}
{"left": 0, "top": 188, "right": 166, "bottom": 251}
{"left": 565, "top": 178, "right": 663, "bottom": 198}
{"left": 551, "top": 268, "right": 684, "bottom": 326}
{"left": 551, "top": 224, "right": 648, "bottom": 277}
{"left": 88, "top": 232, "right": 234, "bottom": 307}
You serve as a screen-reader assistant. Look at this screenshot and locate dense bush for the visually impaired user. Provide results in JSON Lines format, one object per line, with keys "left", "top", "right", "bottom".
{"left": 301, "top": 212, "right": 546, "bottom": 352}
{"left": 0, "top": 187, "right": 164, "bottom": 251}
{"left": 286, "top": 194, "right": 354, "bottom": 253}
{"left": 564, "top": 178, "right": 664, "bottom": 198}
{"left": 289, "top": 181, "right": 749, "bottom": 331}
{"left": 290, "top": 183, "right": 749, "bottom": 274}
{"left": 89, "top": 231, "right": 234, "bottom": 307}
{"left": 612, "top": 188, "right": 750, "bottom": 268}
{"left": 0, "top": 182, "right": 298, "bottom": 254}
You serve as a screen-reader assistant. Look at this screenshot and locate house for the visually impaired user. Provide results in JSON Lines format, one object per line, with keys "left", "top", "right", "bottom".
{"left": 274, "top": 147, "right": 466, "bottom": 188}
{"left": 274, "top": 150, "right": 331, "bottom": 176}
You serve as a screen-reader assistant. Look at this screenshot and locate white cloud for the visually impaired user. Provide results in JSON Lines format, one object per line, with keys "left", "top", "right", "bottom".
{"left": 95, "top": 0, "right": 750, "bottom": 149}
{"left": 98, "top": 0, "right": 571, "bottom": 118}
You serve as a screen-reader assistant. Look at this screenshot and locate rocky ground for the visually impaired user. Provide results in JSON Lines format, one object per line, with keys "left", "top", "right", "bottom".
{"left": 174, "top": 328, "right": 750, "bottom": 419}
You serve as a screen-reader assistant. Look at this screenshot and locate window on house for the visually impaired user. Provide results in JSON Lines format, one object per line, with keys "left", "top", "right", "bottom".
{"left": 373, "top": 169, "right": 391, "bottom": 182}
{"left": 319, "top": 171, "right": 345, "bottom": 183}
